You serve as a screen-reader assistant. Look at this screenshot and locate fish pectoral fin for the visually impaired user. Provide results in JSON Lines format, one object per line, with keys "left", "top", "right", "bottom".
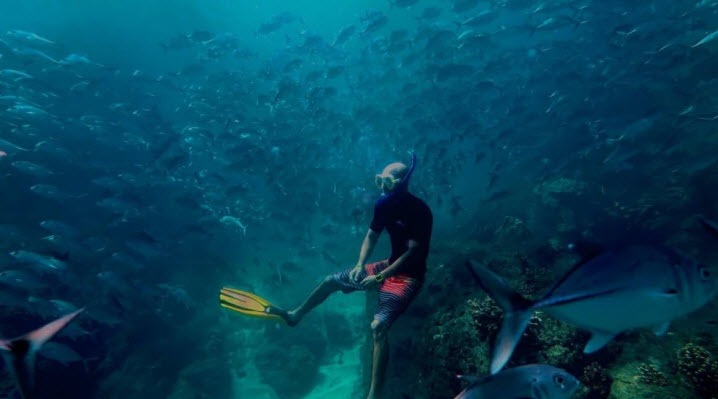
{"left": 653, "top": 322, "right": 670, "bottom": 336}
{"left": 584, "top": 330, "right": 617, "bottom": 353}
{"left": 529, "top": 378, "right": 548, "bottom": 399}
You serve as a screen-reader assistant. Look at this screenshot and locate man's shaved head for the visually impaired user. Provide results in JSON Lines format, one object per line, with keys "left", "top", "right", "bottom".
{"left": 381, "top": 162, "right": 408, "bottom": 180}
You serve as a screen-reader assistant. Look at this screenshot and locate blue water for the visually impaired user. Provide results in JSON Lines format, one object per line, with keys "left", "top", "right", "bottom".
{"left": 1, "top": 0, "right": 717, "bottom": 398}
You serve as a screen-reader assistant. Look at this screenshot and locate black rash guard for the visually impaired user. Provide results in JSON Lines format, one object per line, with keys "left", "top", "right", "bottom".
{"left": 369, "top": 191, "right": 433, "bottom": 280}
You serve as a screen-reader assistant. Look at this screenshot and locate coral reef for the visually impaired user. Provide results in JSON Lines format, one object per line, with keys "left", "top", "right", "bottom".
{"left": 417, "top": 298, "right": 491, "bottom": 397}
{"left": 637, "top": 363, "right": 668, "bottom": 386}
{"left": 467, "top": 296, "right": 502, "bottom": 341}
{"left": 582, "top": 362, "right": 613, "bottom": 399}
{"left": 676, "top": 343, "right": 718, "bottom": 399}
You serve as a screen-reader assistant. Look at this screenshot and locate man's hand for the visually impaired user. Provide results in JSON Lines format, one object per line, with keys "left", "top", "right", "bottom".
{"left": 360, "top": 275, "right": 379, "bottom": 289}
{"left": 348, "top": 264, "right": 364, "bottom": 282}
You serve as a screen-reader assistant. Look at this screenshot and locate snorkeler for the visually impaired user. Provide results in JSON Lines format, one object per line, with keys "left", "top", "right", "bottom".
{"left": 220, "top": 153, "right": 433, "bottom": 399}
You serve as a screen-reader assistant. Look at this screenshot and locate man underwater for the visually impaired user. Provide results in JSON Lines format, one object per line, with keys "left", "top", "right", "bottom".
{"left": 220, "top": 154, "right": 433, "bottom": 399}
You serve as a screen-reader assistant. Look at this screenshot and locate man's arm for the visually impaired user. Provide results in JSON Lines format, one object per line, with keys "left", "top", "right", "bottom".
{"left": 357, "top": 229, "right": 380, "bottom": 266}
{"left": 349, "top": 229, "right": 380, "bottom": 281}
{"left": 377, "top": 239, "right": 418, "bottom": 279}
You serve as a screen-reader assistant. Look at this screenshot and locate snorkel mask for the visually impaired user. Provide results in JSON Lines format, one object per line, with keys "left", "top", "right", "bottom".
{"left": 375, "top": 153, "right": 416, "bottom": 199}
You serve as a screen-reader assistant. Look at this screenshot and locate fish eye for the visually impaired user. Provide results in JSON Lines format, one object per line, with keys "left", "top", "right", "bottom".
{"left": 553, "top": 374, "right": 565, "bottom": 387}
{"left": 699, "top": 267, "right": 711, "bottom": 281}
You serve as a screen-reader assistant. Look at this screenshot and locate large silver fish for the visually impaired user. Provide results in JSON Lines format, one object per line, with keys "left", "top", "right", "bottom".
{"left": 0, "top": 309, "right": 83, "bottom": 399}
{"left": 10, "top": 250, "right": 67, "bottom": 272}
{"left": 468, "top": 244, "right": 717, "bottom": 374}
{"left": 454, "top": 364, "right": 579, "bottom": 399}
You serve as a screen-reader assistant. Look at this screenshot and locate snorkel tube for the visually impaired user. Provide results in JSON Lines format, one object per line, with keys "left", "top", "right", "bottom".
{"left": 394, "top": 152, "right": 416, "bottom": 194}
{"left": 377, "top": 153, "right": 416, "bottom": 204}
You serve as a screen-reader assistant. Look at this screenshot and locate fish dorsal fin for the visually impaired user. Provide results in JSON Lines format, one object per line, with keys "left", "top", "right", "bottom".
{"left": 568, "top": 241, "right": 605, "bottom": 263}
{"left": 653, "top": 322, "right": 670, "bottom": 336}
{"left": 541, "top": 242, "right": 605, "bottom": 298}
{"left": 584, "top": 330, "right": 617, "bottom": 353}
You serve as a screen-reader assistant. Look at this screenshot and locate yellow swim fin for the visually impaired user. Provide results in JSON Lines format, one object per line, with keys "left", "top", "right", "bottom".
{"left": 219, "top": 287, "right": 287, "bottom": 323}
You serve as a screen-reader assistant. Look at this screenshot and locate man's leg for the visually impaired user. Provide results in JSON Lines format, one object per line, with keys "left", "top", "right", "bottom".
{"left": 285, "top": 275, "right": 341, "bottom": 326}
{"left": 367, "top": 318, "right": 389, "bottom": 399}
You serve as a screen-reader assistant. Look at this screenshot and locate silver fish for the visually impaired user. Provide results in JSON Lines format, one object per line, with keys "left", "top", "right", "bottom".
{"left": 61, "top": 53, "right": 104, "bottom": 67}
{"left": 30, "top": 184, "right": 82, "bottom": 200}
{"left": 0, "top": 69, "right": 32, "bottom": 80}
{"left": 0, "top": 138, "right": 30, "bottom": 152}
{"left": 454, "top": 364, "right": 579, "bottom": 399}
{"left": 6, "top": 30, "right": 55, "bottom": 45}
{"left": 40, "top": 220, "right": 78, "bottom": 237}
{"left": 468, "top": 244, "right": 718, "bottom": 374}
{"left": 38, "top": 342, "right": 83, "bottom": 366}
{"left": 7, "top": 104, "right": 54, "bottom": 119}
{"left": 11, "top": 47, "right": 59, "bottom": 64}
{"left": 10, "top": 250, "right": 67, "bottom": 272}
{"left": 0, "top": 270, "right": 46, "bottom": 291}
{"left": 693, "top": 30, "right": 718, "bottom": 48}
{"left": 11, "top": 161, "right": 54, "bottom": 177}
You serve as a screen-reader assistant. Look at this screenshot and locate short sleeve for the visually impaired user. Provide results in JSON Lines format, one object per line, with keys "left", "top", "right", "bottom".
{"left": 369, "top": 202, "right": 385, "bottom": 233}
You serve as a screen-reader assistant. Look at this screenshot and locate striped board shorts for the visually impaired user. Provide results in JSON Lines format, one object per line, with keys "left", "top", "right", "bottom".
{"left": 333, "top": 259, "right": 422, "bottom": 328}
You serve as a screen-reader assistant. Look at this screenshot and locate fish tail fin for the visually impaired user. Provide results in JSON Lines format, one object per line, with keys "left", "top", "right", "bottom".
{"left": 466, "top": 261, "right": 533, "bottom": 374}
{"left": 0, "top": 309, "right": 84, "bottom": 398}
{"left": 492, "top": 307, "right": 533, "bottom": 374}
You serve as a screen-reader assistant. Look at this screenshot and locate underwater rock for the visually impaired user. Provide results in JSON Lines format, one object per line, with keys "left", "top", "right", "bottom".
{"left": 324, "top": 310, "right": 355, "bottom": 350}
{"left": 494, "top": 216, "right": 531, "bottom": 241}
{"left": 263, "top": 317, "right": 328, "bottom": 360}
{"left": 254, "top": 344, "right": 319, "bottom": 399}
{"left": 676, "top": 343, "right": 718, "bottom": 398}
{"left": 167, "top": 358, "right": 232, "bottom": 399}
{"left": 534, "top": 178, "right": 586, "bottom": 207}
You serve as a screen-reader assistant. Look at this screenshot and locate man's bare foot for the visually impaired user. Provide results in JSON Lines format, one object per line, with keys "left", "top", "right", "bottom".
{"left": 266, "top": 307, "right": 299, "bottom": 327}
{"left": 284, "top": 310, "right": 300, "bottom": 327}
